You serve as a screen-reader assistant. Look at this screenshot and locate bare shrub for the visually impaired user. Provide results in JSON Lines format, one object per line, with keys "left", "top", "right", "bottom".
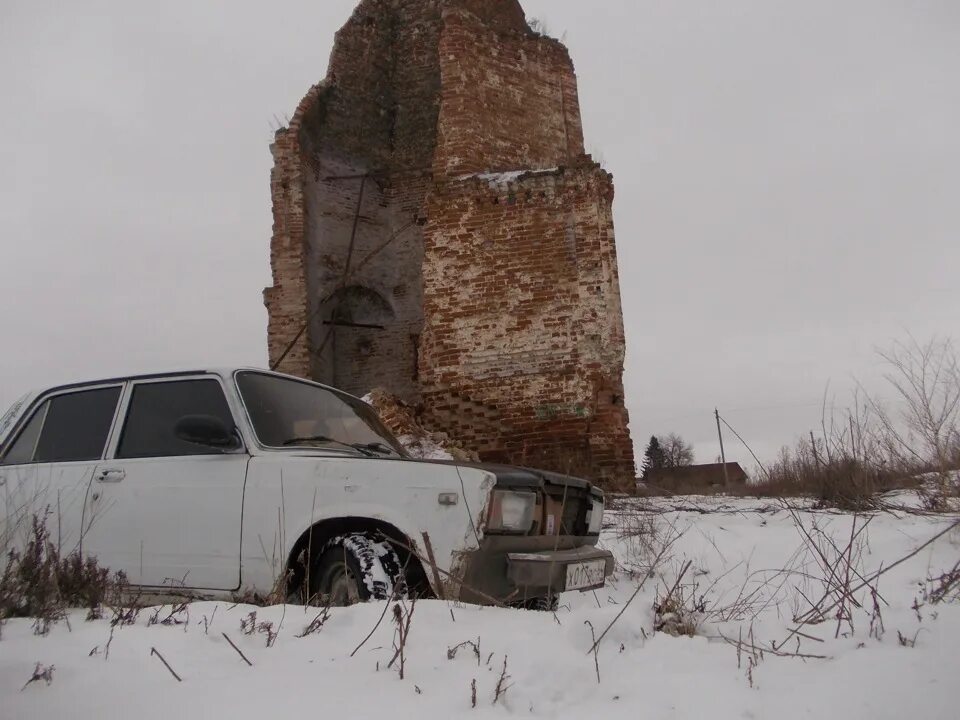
{"left": 587, "top": 516, "right": 685, "bottom": 657}
{"left": 690, "top": 337, "right": 958, "bottom": 508}
{"left": 749, "top": 389, "right": 923, "bottom": 508}
{"left": 56, "top": 553, "right": 112, "bottom": 620}
{"left": 21, "top": 662, "right": 55, "bottom": 690}
{"left": 447, "top": 637, "right": 481, "bottom": 664}
{"left": 108, "top": 583, "right": 142, "bottom": 628}
{"left": 148, "top": 603, "right": 189, "bottom": 628}
{"left": 1, "top": 515, "right": 64, "bottom": 631}
{"left": 924, "top": 561, "right": 960, "bottom": 605}
{"left": 869, "top": 336, "right": 960, "bottom": 507}
{"left": 613, "top": 500, "right": 673, "bottom": 578}
{"left": 784, "top": 512, "right": 875, "bottom": 638}
{"left": 650, "top": 557, "right": 777, "bottom": 638}
{"left": 238, "top": 610, "right": 278, "bottom": 646}
{"left": 297, "top": 606, "right": 332, "bottom": 638}
{"left": 1, "top": 512, "right": 123, "bottom": 632}
{"left": 752, "top": 445, "right": 913, "bottom": 510}
{"left": 654, "top": 589, "right": 703, "bottom": 637}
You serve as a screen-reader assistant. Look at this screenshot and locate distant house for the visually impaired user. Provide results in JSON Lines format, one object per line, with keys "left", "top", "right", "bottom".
{"left": 641, "top": 463, "right": 748, "bottom": 493}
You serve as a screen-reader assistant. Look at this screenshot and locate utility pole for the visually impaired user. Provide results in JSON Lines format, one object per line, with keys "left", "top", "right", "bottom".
{"left": 715, "top": 408, "right": 730, "bottom": 487}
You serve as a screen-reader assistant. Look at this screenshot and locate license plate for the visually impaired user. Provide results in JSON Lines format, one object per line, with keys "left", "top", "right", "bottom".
{"left": 565, "top": 559, "right": 606, "bottom": 591}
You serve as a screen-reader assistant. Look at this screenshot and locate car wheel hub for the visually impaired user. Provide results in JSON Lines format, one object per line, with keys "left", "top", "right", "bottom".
{"left": 322, "top": 562, "right": 361, "bottom": 606}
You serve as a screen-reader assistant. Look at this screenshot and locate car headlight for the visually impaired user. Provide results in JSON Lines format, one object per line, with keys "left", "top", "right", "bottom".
{"left": 487, "top": 490, "right": 536, "bottom": 533}
{"left": 587, "top": 497, "right": 604, "bottom": 534}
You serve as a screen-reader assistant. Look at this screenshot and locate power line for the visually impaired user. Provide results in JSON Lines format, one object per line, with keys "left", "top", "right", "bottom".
{"left": 717, "top": 412, "right": 771, "bottom": 481}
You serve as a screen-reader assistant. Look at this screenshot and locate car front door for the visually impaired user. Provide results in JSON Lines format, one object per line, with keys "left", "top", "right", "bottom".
{"left": 82, "top": 376, "right": 247, "bottom": 591}
{"left": 0, "top": 385, "right": 123, "bottom": 557}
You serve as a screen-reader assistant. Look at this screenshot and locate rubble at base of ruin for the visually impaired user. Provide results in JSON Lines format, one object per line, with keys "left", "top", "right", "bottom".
{"left": 265, "top": 0, "right": 636, "bottom": 489}
{"left": 364, "top": 388, "right": 479, "bottom": 463}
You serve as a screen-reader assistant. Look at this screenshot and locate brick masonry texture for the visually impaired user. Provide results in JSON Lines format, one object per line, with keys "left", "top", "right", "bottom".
{"left": 265, "top": 0, "right": 635, "bottom": 487}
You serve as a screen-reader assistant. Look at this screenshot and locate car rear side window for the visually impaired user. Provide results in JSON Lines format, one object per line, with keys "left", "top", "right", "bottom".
{"left": 117, "top": 379, "right": 235, "bottom": 459}
{"left": 1, "top": 387, "right": 122, "bottom": 465}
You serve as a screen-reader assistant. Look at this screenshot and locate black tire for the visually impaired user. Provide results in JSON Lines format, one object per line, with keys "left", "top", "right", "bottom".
{"left": 307, "top": 533, "right": 403, "bottom": 607}
{"left": 516, "top": 595, "right": 561, "bottom": 612}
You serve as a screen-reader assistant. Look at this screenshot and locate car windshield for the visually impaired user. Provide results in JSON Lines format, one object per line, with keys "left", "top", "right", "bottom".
{"left": 235, "top": 371, "right": 407, "bottom": 457}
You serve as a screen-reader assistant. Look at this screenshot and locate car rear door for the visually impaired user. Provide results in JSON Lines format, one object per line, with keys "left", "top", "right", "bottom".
{"left": 0, "top": 384, "right": 123, "bottom": 557}
{"left": 82, "top": 376, "right": 248, "bottom": 591}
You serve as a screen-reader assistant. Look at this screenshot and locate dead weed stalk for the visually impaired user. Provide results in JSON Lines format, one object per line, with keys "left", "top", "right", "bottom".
{"left": 20, "top": 662, "right": 54, "bottom": 691}
{"left": 493, "top": 655, "right": 511, "bottom": 705}
{"left": 388, "top": 598, "right": 416, "bottom": 680}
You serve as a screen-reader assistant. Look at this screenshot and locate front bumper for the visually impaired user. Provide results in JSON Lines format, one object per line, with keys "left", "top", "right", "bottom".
{"left": 506, "top": 545, "right": 614, "bottom": 592}
{"left": 454, "top": 536, "right": 614, "bottom": 604}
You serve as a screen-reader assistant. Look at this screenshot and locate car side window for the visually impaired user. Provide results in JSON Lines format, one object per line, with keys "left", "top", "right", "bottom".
{"left": 0, "top": 387, "right": 122, "bottom": 466}
{"left": 116, "top": 379, "right": 236, "bottom": 459}
{"left": 0, "top": 402, "right": 48, "bottom": 465}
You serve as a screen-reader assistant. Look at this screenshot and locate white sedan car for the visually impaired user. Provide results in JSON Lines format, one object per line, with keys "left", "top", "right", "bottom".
{"left": 0, "top": 369, "right": 612, "bottom": 607}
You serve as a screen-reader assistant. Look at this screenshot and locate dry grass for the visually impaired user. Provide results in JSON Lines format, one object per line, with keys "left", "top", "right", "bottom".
{"left": 636, "top": 337, "right": 960, "bottom": 510}
{"left": 749, "top": 453, "right": 923, "bottom": 510}
{"left": 1, "top": 511, "right": 127, "bottom": 634}
{"left": 654, "top": 562, "right": 703, "bottom": 637}
{"left": 924, "top": 560, "right": 960, "bottom": 605}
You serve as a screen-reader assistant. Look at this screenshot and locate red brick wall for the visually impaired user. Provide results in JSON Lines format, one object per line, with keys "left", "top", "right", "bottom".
{"left": 264, "top": 88, "right": 324, "bottom": 379}
{"left": 434, "top": 8, "right": 584, "bottom": 176}
{"left": 266, "top": 0, "right": 636, "bottom": 486}
{"left": 420, "top": 165, "right": 634, "bottom": 484}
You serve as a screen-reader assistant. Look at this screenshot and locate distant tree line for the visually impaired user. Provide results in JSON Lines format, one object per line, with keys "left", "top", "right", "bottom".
{"left": 641, "top": 433, "right": 695, "bottom": 480}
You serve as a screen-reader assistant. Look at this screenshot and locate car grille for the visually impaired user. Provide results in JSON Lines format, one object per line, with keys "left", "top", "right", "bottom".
{"left": 545, "top": 486, "right": 590, "bottom": 536}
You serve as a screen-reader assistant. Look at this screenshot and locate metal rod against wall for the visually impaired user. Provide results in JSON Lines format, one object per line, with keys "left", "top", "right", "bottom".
{"left": 322, "top": 165, "right": 432, "bottom": 182}
{"left": 313, "top": 175, "right": 369, "bottom": 373}
{"left": 322, "top": 320, "right": 385, "bottom": 330}
{"left": 322, "top": 172, "right": 373, "bottom": 181}
{"left": 343, "top": 175, "right": 368, "bottom": 277}
{"left": 270, "top": 174, "right": 369, "bottom": 372}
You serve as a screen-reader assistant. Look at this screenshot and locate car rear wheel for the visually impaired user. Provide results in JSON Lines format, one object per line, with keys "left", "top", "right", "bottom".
{"left": 308, "top": 533, "right": 403, "bottom": 606}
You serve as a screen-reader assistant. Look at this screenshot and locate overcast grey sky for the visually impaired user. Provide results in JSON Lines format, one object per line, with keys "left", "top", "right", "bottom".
{"left": 1, "top": 0, "right": 957, "bottom": 468}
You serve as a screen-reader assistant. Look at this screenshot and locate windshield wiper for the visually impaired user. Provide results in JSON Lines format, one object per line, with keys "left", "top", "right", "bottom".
{"left": 282, "top": 436, "right": 375, "bottom": 457}
{"left": 352, "top": 441, "right": 401, "bottom": 457}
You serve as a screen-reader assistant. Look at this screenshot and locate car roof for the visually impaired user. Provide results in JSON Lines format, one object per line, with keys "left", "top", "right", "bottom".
{"left": 29, "top": 367, "right": 239, "bottom": 395}
{"left": 62, "top": 366, "right": 349, "bottom": 393}
{"left": 21, "top": 366, "right": 345, "bottom": 401}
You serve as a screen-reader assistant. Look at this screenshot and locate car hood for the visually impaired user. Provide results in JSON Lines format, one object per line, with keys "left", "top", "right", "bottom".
{"left": 248, "top": 449, "right": 602, "bottom": 499}
{"left": 418, "top": 459, "right": 602, "bottom": 498}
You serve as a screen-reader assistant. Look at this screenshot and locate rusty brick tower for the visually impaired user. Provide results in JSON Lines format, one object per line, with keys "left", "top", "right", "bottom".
{"left": 265, "top": 0, "right": 635, "bottom": 486}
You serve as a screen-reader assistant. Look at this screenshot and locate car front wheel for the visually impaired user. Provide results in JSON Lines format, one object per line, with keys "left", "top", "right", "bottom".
{"left": 308, "top": 533, "right": 403, "bottom": 606}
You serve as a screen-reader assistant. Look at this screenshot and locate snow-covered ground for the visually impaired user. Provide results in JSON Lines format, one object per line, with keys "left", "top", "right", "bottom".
{"left": 2, "top": 496, "right": 958, "bottom": 719}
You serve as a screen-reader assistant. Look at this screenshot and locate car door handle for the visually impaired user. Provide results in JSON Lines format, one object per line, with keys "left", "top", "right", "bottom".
{"left": 95, "top": 468, "right": 126, "bottom": 483}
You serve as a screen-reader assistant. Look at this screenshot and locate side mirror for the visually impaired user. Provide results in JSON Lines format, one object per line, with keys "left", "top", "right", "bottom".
{"left": 174, "top": 415, "right": 240, "bottom": 451}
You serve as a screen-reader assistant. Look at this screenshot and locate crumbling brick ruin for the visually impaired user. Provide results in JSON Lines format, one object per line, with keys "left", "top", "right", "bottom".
{"left": 265, "top": 0, "right": 635, "bottom": 487}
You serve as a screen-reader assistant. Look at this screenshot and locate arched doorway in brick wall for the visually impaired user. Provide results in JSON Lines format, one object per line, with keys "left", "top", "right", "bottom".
{"left": 317, "top": 285, "right": 404, "bottom": 399}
